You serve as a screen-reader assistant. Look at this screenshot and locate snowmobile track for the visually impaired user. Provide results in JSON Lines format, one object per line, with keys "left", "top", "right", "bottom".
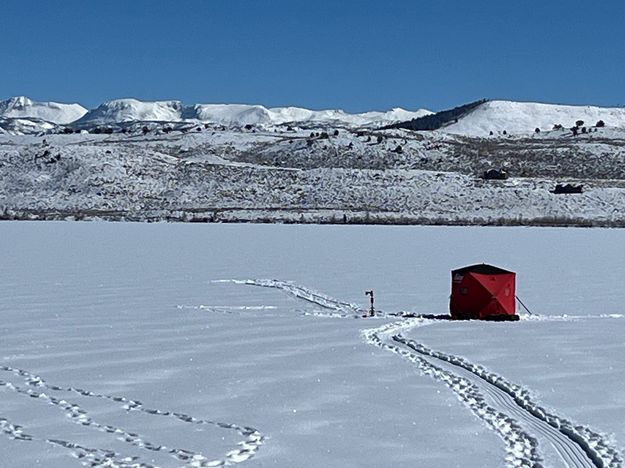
{"left": 0, "top": 365, "right": 264, "bottom": 468}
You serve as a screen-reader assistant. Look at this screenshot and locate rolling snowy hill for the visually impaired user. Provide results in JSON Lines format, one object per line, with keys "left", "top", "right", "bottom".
{"left": 0, "top": 96, "right": 87, "bottom": 125}
{"left": 439, "top": 100, "right": 625, "bottom": 136}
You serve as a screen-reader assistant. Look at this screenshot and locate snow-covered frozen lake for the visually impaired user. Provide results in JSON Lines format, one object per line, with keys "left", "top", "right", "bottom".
{"left": 1, "top": 222, "right": 623, "bottom": 467}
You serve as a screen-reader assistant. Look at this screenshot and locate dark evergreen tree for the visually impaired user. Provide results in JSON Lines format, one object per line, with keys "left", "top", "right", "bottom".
{"left": 385, "top": 99, "right": 488, "bottom": 131}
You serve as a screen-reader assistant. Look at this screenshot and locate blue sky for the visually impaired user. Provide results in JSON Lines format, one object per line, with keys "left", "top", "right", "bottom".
{"left": 2, "top": 1, "right": 624, "bottom": 111}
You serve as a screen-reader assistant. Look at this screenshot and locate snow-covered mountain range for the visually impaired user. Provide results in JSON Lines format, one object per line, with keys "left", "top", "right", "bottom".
{"left": 0, "top": 96, "right": 431, "bottom": 132}
{"left": 2, "top": 96, "right": 625, "bottom": 138}
{"left": 75, "top": 99, "right": 433, "bottom": 127}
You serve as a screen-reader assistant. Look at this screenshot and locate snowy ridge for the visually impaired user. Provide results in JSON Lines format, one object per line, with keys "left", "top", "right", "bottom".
{"left": 0, "top": 365, "right": 265, "bottom": 467}
{"left": 192, "top": 104, "right": 431, "bottom": 127}
{"left": 441, "top": 100, "right": 625, "bottom": 136}
{"left": 0, "top": 96, "right": 87, "bottom": 124}
{"left": 74, "top": 99, "right": 431, "bottom": 128}
{"left": 76, "top": 99, "right": 185, "bottom": 125}
{"left": 188, "top": 104, "right": 273, "bottom": 126}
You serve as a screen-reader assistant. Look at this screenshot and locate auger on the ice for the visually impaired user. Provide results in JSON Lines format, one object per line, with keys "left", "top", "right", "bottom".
{"left": 364, "top": 290, "right": 375, "bottom": 317}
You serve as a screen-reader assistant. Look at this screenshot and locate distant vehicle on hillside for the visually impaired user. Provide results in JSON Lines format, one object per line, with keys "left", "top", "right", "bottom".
{"left": 482, "top": 169, "right": 508, "bottom": 180}
{"left": 552, "top": 183, "right": 583, "bottom": 194}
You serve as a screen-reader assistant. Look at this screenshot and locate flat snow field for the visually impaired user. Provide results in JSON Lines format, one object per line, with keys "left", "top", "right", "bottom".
{"left": 0, "top": 222, "right": 624, "bottom": 468}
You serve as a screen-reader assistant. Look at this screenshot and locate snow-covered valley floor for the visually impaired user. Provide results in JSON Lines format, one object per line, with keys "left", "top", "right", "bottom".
{"left": 1, "top": 222, "right": 624, "bottom": 467}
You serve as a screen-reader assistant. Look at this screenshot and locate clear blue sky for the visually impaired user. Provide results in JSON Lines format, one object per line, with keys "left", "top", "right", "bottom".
{"left": 2, "top": 0, "right": 624, "bottom": 112}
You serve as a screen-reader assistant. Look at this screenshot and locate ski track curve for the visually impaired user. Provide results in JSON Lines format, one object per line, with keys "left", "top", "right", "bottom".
{"left": 231, "top": 278, "right": 623, "bottom": 468}
{"left": 0, "top": 365, "right": 264, "bottom": 468}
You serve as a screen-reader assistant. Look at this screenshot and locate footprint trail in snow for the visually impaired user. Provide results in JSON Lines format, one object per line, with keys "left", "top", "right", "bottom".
{"left": 0, "top": 365, "right": 264, "bottom": 468}
{"left": 212, "top": 279, "right": 364, "bottom": 318}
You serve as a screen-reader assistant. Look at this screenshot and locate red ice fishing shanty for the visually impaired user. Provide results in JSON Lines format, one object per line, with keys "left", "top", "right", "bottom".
{"left": 449, "top": 264, "right": 519, "bottom": 321}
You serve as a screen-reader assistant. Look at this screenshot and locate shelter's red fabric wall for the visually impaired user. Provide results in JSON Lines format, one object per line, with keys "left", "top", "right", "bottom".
{"left": 450, "top": 270, "right": 515, "bottom": 319}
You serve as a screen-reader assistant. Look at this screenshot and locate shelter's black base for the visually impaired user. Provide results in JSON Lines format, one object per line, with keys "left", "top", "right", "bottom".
{"left": 484, "top": 314, "right": 520, "bottom": 321}
{"left": 391, "top": 312, "right": 520, "bottom": 322}
{"left": 452, "top": 313, "right": 520, "bottom": 322}
{"left": 391, "top": 313, "right": 452, "bottom": 320}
